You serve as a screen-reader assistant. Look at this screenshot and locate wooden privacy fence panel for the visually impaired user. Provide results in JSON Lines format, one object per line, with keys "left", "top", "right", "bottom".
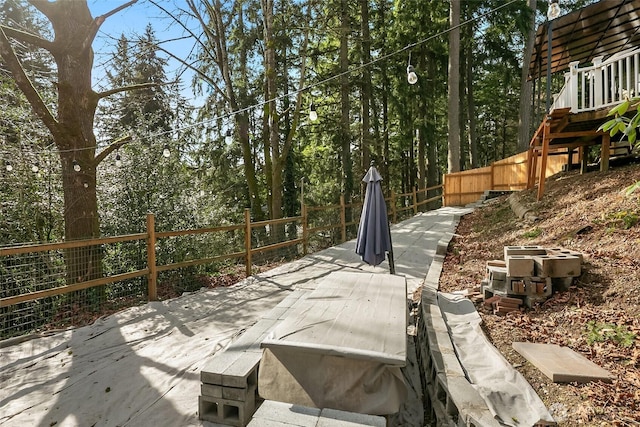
{"left": 443, "top": 150, "right": 574, "bottom": 206}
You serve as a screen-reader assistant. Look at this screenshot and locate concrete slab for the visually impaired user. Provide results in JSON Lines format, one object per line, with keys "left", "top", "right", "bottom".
{"left": 317, "top": 408, "right": 386, "bottom": 426}
{"left": 0, "top": 207, "right": 473, "bottom": 427}
{"left": 512, "top": 342, "right": 613, "bottom": 383}
{"left": 248, "top": 400, "right": 320, "bottom": 427}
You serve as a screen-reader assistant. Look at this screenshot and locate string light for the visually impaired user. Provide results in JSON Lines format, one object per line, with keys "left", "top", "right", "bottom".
{"left": 31, "top": 163, "right": 39, "bottom": 173}
{"left": 407, "top": 53, "right": 418, "bottom": 85}
{"left": 115, "top": 152, "right": 122, "bottom": 167}
{"left": 0, "top": 0, "right": 518, "bottom": 162}
{"left": 162, "top": 144, "right": 171, "bottom": 158}
{"left": 548, "top": 0, "right": 561, "bottom": 20}
{"left": 5, "top": 161, "right": 12, "bottom": 172}
{"left": 309, "top": 102, "right": 318, "bottom": 121}
{"left": 73, "top": 160, "right": 81, "bottom": 172}
{"left": 225, "top": 129, "right": 233, "bottom": 144}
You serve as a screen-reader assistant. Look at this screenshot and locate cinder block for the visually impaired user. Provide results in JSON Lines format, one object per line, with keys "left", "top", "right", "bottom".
{"left": 199, "top": 387, "right": 258, "bottom": 427}
{"left": 506, "top": 255, "right": 535, "bottom": 277}
{"left": 533, "top": 254, "right": 581, "bottom": 278}
{"left": 503, "top": 245, "right": 546, "bottom": 259}
{"left": 201, "top": 348, "right": 245, "bottom": 385}
{"left": 201, "top": 383, "right": 223, "bottom": 398}
{"left": 486, "top": 265, "right": 507, "bottom": 282}
{"left": 222, "top": 351, "right": 261, "bottom": 388}
{"left": 546, "top": 247, "right": 584, "bottom": 263}
{"left": 490, "top": 278, "right": 506, "bottom": 292}
{"left": 221, "top": 384, "right": 255, "bottom": 402}
{"left": 551, "top": 277, "right": 574, "bottom": 292}
{"left": 486, "top": 259, "right": 506, "bottom": 268}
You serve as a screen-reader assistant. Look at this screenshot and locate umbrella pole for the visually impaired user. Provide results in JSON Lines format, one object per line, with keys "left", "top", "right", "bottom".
{"left": 387, "top": 221, "right": 396, "bottom": 274}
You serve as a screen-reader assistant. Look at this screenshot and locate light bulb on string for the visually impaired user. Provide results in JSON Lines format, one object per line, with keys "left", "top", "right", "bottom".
{"left": 225, "top": 129, "right": 233, "bottom": 144}
{"left": 115, "top": 152, "right": 122, "bottom": 168}
{"left": 407, "top": 65, "right": 418, "bottom": 85}
{"left": 31, "top": 163, "right": 39, "bottom": 173}
{"left": 548, "top": 0, "right": 560, "bottom": 20}
{"left": 407, "top": 52, "right": 418, "bottom": 85}
{"left": 73, "top": 160, "right": 81, "bottom": 172}
{"left": 162, "top": 144, "right": 171, "bottom": 158}
{"left": 5, "top": 161, "right": 13, "bottom": 172}
{"left": 309, "top": 102, "right": 318, "bottom": 121}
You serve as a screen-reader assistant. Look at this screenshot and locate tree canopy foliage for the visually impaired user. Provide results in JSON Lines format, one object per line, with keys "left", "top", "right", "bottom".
{"left": 1, "top": 0, "right": 568, "bottom": 246}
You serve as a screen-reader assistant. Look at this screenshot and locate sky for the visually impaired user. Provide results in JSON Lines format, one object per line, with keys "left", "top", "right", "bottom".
{"left": 87, "top": 0, "right": 201, "bottom": 101}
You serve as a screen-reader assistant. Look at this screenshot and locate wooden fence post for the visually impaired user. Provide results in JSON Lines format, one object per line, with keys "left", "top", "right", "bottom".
{"left": 340, "top": 194, "right": 347, "bottom": 242}
{"left": 244, "top": 208, "right": 252, "bottom": 278}
{"left": 412, "top": 187, "right": 418, "bottom": 215}
{"left": 302, "top": 203, "right": 308, "bottom": 255}
{"left": 442, "top": 175, "right": 447, "bottom": 207}
{"left": 146, "top": 213, "right": 158, "bottom": 301}
{"left": 391, "top": 190, "right": 397, "bottom": 223}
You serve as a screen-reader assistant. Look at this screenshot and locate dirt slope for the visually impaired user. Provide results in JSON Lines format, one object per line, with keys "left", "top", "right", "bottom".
{"left": 437, "top": 162, "right": 640, "bottom": 425}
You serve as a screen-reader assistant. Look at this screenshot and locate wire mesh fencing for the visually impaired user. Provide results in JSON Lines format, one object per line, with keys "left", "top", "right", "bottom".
{"left": 0, "top": 238, "right": 147, "bottom": 339}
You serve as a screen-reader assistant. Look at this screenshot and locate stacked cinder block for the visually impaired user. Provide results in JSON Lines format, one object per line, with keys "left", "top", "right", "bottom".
{"left": 481, "top": 246, "right": 583, "bottom": 308}
{"left": 199, "top": 318, "right": 277, "bottom": 426}
{"left": 198, "top": 290, "right": 307, "bottom": 426}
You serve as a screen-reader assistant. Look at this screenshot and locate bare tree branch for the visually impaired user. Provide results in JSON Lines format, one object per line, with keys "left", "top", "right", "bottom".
{"left": 94, "top": 135, "right": 132, "bottom": 165}
{"left": 152, "top": 42, "right": 228, "bottom": 101}
{"left": 95, "top": 82, "right": 163, "bottom": 100}
{"left": 0, "top": 25, "right": 55, "bottom": 50}
{"left": 147, "top": 0, "right": 228, "bottom": 100}
{"left": 0, "top": 26, "right": 60, "bottom": 139}
{"left": 81, "top": 0, "right": 139, "bottom": 56}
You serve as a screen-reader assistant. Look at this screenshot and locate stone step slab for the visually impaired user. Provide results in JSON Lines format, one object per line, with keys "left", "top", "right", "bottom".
{"left": 512, "top": 342, "right": 613, "bottom": 383}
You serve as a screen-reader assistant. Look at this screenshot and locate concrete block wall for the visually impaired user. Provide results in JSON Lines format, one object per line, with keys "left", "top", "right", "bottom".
{"left": 416, "top": 219, "right": 502, "bottom": 427}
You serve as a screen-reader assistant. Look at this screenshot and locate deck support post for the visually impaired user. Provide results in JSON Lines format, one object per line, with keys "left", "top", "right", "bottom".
{"left": 537, "top": 120, "right": 551, "bottom": 201}
{"left": 579, "top": 146, "right": 588, "bottom": 174}
{"left": 600, "top": 134, "right": 610, "bottom": 172}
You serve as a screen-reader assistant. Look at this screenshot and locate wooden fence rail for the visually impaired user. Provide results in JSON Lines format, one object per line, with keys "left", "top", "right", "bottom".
{"left": 0, "top": 185, "right": 444, "bottom": 320}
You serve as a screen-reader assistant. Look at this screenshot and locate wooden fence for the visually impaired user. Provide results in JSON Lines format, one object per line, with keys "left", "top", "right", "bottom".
{"left": 0, "top": 184, "right": 443, "bottom": 337}
{"left": 443, "top": 150, "right": 575, "bottom": 206}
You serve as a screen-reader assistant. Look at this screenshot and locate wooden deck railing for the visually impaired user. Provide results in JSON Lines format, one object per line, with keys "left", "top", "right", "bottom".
{"left": 553, "top": 47, "right": 640, "bottom": 113}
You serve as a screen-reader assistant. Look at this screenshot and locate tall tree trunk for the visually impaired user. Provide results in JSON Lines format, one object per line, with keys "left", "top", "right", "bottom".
{"left": 360, "top": 0, "right": 372, "bottom": 183}
{"left": 379, "top": 0, "right": 390, "bottom": 195}
{"left": 426, "top": 51, "right": 439, "bottom": 208}
{"left": 518, "top": 0, "right": 537, "bottom": 152}
{"left": 447, "top": 0, "right": 461, "bottom": 173}
{"left": 465, "top": 16, "right": 478, "bottom": 168}
{"left": 340, "top": 0, "right": 353, "bottom": 214}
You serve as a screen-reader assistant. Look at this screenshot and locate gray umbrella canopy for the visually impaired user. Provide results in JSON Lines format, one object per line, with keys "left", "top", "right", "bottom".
{"left": 355, "top": 166, "right": 395, "bottom": 273}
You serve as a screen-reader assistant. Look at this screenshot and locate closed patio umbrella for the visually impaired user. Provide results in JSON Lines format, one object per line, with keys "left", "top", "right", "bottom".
{"left": 355, "top": 165, "right": 395, "bottom": 274}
